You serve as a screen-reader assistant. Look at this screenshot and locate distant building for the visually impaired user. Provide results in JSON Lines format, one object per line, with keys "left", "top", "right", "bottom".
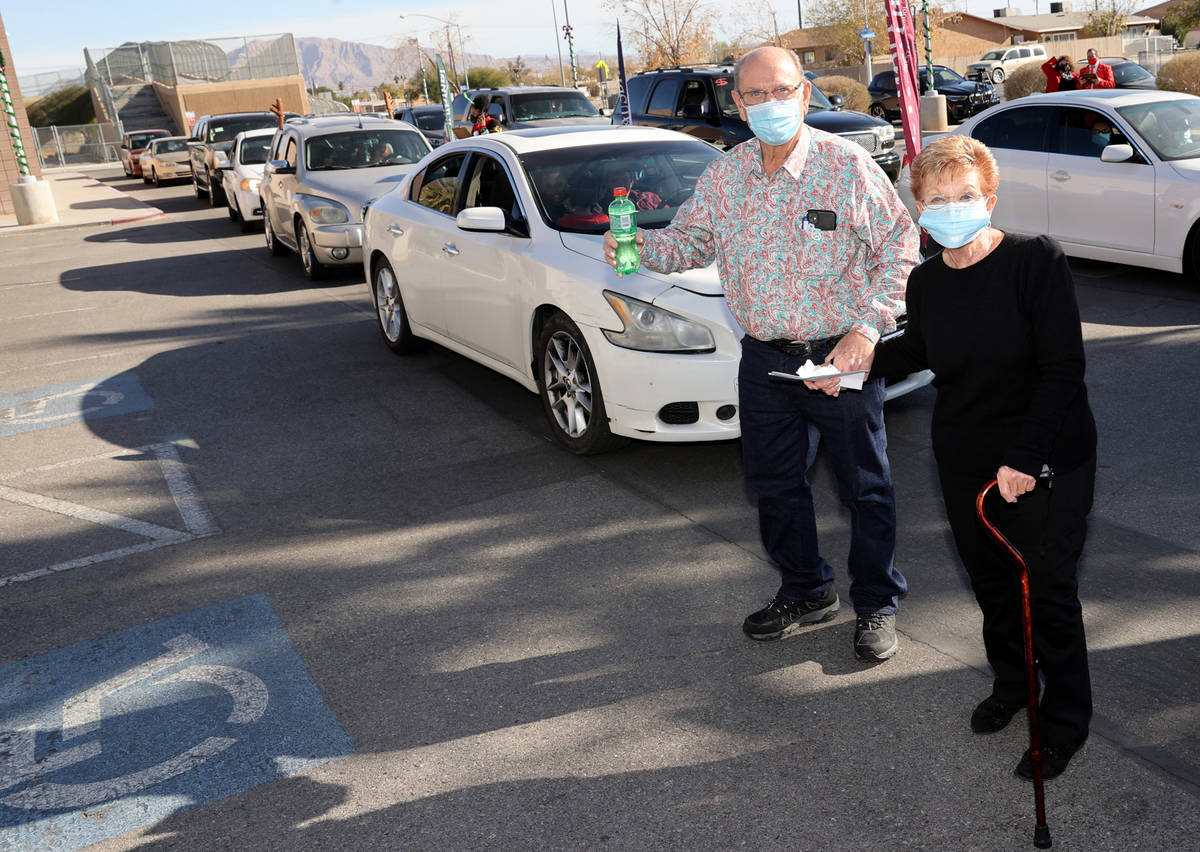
{"left": 943, "top": 4, "right": 1159, "bottom": 45}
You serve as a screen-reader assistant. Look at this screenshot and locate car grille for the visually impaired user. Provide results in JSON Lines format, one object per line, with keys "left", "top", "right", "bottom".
{"left": 841, "top": 132, "right": 878, "bottom": 154}
{"left": 658, "top": 402, "right": 700, "bottom": 425}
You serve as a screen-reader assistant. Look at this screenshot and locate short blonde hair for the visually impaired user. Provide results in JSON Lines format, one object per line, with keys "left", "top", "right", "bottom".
{"left": 909, "top": 135, "right": 999, "bottom": 202}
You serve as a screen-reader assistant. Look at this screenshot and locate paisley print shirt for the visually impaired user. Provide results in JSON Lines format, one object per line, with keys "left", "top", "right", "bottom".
{"left": 640, "top": 126, "right": 919, "bottom": 344}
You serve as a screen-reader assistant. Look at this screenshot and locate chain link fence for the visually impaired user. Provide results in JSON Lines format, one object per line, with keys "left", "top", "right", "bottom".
{"left": 88, "top": 34, "right": 300, "bottom": 87}
{"left": 32, "top": 123, "right": 122, "bottom": 169}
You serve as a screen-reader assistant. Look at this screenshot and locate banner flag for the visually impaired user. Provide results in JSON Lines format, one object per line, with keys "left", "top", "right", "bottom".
{"left": 616, "top": 22, "right": 632, "bottom": 126}
{"left": 435, "top": 55, "right": 455, "bottom": 140}
{"left": 885, "top": 0, "right": 922, "bottom": 166}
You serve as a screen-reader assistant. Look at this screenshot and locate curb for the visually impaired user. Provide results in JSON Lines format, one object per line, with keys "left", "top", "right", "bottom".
{"left": 0, "top": 208, "right": 165, "bottom": 237}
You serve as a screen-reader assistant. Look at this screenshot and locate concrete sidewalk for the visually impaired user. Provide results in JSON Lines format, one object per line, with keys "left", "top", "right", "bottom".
{"left": 0, "top": 164, "right": 164, "bottom": 235}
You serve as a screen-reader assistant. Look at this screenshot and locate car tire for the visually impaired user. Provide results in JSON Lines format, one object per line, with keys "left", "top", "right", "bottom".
{"left": 869, "top": 102, "right": 887, "bottom": 120}
{"left": 991, "top": 68, "right": 1005, "bottom": 84}
{"left": 208, "top": 172, "right": 224, "bottom": 207}
{"left": 264, "top": 212, "right": 287, "bottom": 256}
{"left": 238, "top": 203, "right": 255, "bottom": 233}
{"left": 152, "top": 169, "right": 162, "bottom": 188}
{"left": 372, "top": 257, "right": 419, "bottom": 354}
{"left": 1185, "top": 223, "right": 1200, "bottom": 281}
{"left": 142, "top": 171, "right": 152, "bottom": 184}
{"left": 227, "top": 194, "right": 239, "bottom": 223}
{"left": 297, "top": 221, "right": 325, "bottom": 280}
{"left": 537, "top": 312, "right": 625, "bottom": 455}
{"left": 122, "top": 161, "right": 131, "bottom": 177}
{"left": 193, "top": 171, "right": 206, "bottom": 200}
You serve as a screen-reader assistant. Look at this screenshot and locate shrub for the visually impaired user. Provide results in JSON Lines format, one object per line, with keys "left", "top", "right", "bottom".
{"left": 1158, "top": 52, "right": 1200, "bottom": 94}
{"left": 1002, "top": 61, "right": 1050, "bottom": 100}
{"left": 814, "top": 75, "right": 870, "bottom": 114}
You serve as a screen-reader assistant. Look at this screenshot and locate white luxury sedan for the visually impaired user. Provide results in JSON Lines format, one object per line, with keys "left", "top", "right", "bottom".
{"left": 903, "top": 89, "right": 1200, "bottom": 277}
{"left": 362, "top": 125, "right": 930, "bottom": 454}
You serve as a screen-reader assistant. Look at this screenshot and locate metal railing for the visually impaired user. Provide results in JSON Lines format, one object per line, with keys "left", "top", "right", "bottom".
{"left": 86, "top": 34, "right": 300, "bottom": 88}
{"left": 31, "top": 122, "right": 122, "bottom": 169}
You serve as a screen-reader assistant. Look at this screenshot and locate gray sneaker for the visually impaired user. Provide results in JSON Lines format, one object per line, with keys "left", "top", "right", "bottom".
{"left": 854, "top": 613, "right": 899, "bottom": 661}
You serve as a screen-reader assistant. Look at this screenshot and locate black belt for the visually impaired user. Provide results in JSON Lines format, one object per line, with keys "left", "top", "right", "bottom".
{"left": 762, "top": 335, "right": 841, "bottom": 358}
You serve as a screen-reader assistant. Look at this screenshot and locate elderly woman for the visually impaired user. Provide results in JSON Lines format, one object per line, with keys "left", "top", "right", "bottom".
{"left": 870, "top": 135, "right": 1097, "bottom": 781}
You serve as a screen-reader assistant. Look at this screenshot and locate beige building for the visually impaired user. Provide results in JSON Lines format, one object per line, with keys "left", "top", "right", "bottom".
{"left": 0, "top": 11, "right": 43, "bottom": 216}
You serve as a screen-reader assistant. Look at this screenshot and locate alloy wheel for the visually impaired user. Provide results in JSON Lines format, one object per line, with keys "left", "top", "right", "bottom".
{"left": 542, "top": 330, "right": 594, "bottom": 439}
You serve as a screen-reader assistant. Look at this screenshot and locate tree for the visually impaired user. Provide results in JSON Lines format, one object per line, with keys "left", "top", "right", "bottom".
{"left": 337, "top": 80, "right": 345, "bottom": 93}
{"left": 1079, "top": 0, "right": 1137, "bottom": 38}
{"left": 468, "top": 67, "right": 509, "bottom": 88}
{"left": 507, "top": 56, "right": 528, "bottom": 86}
{"left": 804, "top": 0, "right": 888, "bottom": 66}
{"left": 606, "top": 0, "right": 715, "bottom": 67}
{"left": 1161, "top": 0, "right": 1200, "bottom": 38}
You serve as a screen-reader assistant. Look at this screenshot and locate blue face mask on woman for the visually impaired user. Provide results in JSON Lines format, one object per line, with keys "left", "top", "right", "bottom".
{"left": 745, "top": 98, "right": 804, "bottom": 146}
{"left": 918, "top": 198, "right": 992, "bottom": 249}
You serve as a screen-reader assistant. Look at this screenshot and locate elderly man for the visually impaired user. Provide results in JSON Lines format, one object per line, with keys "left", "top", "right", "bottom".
{"left": 604, "top": 46, "right": 918, "bottom": 661}
{"left": 1078, "top": 49, "right": 1116, "bottom": 89}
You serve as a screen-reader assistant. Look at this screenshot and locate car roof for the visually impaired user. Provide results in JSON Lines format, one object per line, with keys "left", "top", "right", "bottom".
{"left": 633, "top": 65, "right": 734, "bottom": 75}
{"left": 283, "top": 115, "right": 413, "bottom": 135}
{"left": 1023, "top": 89, "right": 1196, "bottom": 107}
{"left": 447, "top": 124, "right": 709, "bottom": 154}
{"left": 198, "top": 111, "right": 282, "bottom": 120}
{"left": 235, "top": 128, "right": 277, "bottom": 138}
{"left": 467, "top": 85, "right": 590, "bottom": 95}
{"left": 153, "top": 135, "right": 190, "bottom": 142}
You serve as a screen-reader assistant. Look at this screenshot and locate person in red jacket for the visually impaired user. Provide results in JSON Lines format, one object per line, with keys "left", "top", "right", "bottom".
{"left": 468, "top": 94, "right": 502, "bottom": 135}
{"left": 1042, "top": 55, "right": 1078, "bottom": 92}
{"left": 1078, "top": 49, "right": 1116, "bottom": 89}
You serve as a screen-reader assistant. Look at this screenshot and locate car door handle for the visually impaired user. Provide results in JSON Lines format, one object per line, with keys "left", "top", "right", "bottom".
{"left": 442, "top": 243, "right": 460, "bottom": 256}
{"left": 387, "top": 225, "right": 404, "bottom": 236}
{"left": 1051, "top": 170, "right": 1071, "bottom": 182}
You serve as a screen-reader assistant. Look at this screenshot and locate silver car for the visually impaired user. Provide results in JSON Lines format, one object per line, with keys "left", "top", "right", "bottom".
{"left": 259, "top": 115, "right": 432, "bottom": 279}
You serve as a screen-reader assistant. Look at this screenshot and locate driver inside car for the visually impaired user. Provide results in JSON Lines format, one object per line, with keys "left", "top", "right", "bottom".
{"left": 602, "top": 162, "right": 667, "bottom": 211}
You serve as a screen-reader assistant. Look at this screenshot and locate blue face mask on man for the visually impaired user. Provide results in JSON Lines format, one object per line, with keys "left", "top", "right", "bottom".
{"left": 918, "top": 198, "right": 992, "bottom": 249}
{"left": 745, "top": 98, "right": 804, "bottom": 146}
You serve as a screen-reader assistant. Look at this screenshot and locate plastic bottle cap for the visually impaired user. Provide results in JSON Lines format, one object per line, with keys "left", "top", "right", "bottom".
{"left": 613, "top": 187, "right": 627, "bottom": 196}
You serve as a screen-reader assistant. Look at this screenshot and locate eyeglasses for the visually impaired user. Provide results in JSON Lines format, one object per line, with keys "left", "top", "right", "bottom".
{"left": 921, "top": 193, "right": 986, "bottom": 210}
{"left": 738, "top": 84, "right": 803, "bottom": 105}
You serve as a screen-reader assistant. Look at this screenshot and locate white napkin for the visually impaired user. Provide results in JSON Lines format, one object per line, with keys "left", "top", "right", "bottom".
{"left": 794, "top": 359, "right": 866, "bottom": 391}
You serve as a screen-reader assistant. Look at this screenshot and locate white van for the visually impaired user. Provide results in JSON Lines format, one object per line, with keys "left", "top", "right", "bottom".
{"left": 966, "top": 44, "right": 1048, "bottom": 84}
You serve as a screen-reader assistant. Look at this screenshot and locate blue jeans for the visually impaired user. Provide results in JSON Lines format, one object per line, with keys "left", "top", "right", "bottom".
{"left": 738, "top": 336, "right": 906, "bottom": 614}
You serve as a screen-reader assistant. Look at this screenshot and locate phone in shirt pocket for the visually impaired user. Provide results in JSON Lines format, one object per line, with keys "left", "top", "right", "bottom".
{"left": 803, "top": 209, "right": 837, "bottom": 231}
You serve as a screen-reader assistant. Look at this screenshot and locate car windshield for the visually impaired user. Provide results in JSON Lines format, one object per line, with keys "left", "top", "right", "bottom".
{"left": 129, "top": 132, "right": 166, "bottom": 149}
{"left": 207, "top": 117, "right": 278, "bottom": 143}
{"left": 1117, "top": 99, "right": 1200, "bottom": 161}
{"left": 305, "top": 129, "right": 429, "bottom": 170}
{"left": 508, "top": 91, "right": 599, "bottom": 121}
{"left": 804, "top": 77, "right": 835, "bottom": 111}
{"left": 521, "top": 139, "right": 720, "bottom": 233}
{"left": 157, "top": 139, "right": 189, "bottom": 154}
{"left": 239, "top": 136, "right": 272, "bottom": 164}
{"left": 1111, "top": 61, "right": 1153, "bottom": 84}
{"left": 980, "top": 50, "right": 1006, "bottom": 61}
{"left": 411, "top": 111, "right": 445, "bottom": 131}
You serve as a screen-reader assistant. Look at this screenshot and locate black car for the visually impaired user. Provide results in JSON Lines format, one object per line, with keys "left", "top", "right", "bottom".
{"left": 394, "top": 105, "right": 449, "bottom": 147}
{"left": 868, "top": 66, "right": 999, "bottom": 124}
{"left": 622, "top": 65, "right": 901, "bottom": 183}
{"left": 1075, "top": 57, "right": 1157, "bottom": 90}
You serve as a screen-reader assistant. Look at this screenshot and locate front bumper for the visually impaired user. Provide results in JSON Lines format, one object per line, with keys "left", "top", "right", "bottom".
{"left": 311, "top": 223, "right": 365, "bottom": 265}
{"left": 233, "top": 187, "right": 262, "bottom": 220}
{"left": 156, "top": 162, "right": 192, "bottom": 179}
{"left": 873, "top": 150, "right": 902, "bottom": 184}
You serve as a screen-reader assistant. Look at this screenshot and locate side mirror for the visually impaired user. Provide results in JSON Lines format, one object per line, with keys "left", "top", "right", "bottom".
{"left": 1100, "top": 143, "right": 1134, "bottom": 163}
{"left": 187, "top": 137, "right": 200, "bottom": 144}
{"left": 828, "top": 94, "right": 845, "bottom": 110}
{"left": 456, "top": 206, "right": 507, "bottom": 232}
{"left": 266, "top": 159, "right": 295, "bottom": 175}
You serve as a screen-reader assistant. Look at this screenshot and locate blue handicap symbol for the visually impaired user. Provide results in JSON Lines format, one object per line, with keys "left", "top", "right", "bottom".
{"left": 0, "top": 595, "right": 354, "bottom": 850}
{"left": 0, "top": 374, "right": 154, "bottom": 438}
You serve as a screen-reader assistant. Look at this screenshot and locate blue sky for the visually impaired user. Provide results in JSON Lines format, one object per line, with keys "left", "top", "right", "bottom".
{"left": 4, "top": 0, "right": 1019, "bottom": 76}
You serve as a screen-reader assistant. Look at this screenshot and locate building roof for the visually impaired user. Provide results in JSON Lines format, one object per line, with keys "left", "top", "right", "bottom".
{"left": 970, "top": 10, "right": 1159, "bottom": 32}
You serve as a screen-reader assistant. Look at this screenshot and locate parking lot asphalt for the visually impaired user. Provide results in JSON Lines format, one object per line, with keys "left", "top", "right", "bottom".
{"left": 0, "top": 166, "right": 1196, "bottom": 851}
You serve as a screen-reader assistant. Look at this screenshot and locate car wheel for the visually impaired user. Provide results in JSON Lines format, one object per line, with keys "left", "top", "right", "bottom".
{"left": 537, "top": 313, "right": 625, "bottom": 455}
{"left": 372, "top": 257, "right": 418, "bottom": 353}
{"left": 142, "top": 171, "right": 151, "bottom": 184}
{"left": 297, "top": 221, "right": 325, "bottom": 280}
{"left": 152, "top": 169, "right": 162, "bottom": 188}
{"left": 238, "top": 203, "right": 255, "bottom": 233}
{"left": 1185, "top": 223, "right": 1200, "bottom": 281}
{"left": 264, "top": 212, "right": 287, "bottom": 256}
{"left": 991, "top": 68, "right": 1005, "bottom": 84}
{"left": 227, "top": 194, "right": 239, "bottom": 222}
{"left": 193, "top": 171, "right": 206, "bottom": 200}
{"left": 869, "top": 102, "right": 887, "bottom": 120}
{"left": 207, "top": 172, "right": 224, "bottom": 207}
{"left": 122, "top": 161, "right": 131, "bottom": 177}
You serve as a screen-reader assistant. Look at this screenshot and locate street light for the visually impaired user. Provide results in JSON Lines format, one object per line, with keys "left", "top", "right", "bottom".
{"left": 399, "top": 13, "right": 470, "bottom": 90}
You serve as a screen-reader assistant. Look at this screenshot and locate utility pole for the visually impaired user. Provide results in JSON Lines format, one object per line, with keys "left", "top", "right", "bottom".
{"left": 797, "top": 1, "right": 804, "bottom": 29}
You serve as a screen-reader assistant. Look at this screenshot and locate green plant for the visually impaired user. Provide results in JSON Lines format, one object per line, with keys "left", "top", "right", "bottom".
{"left": 1157, "top": 52, "right": 1200, "bottom": 95}
{"left": 1000, "top": 61, "right": 1048, "bottom": 100}
{"left": 814, "top": 74, "right": 869, "bottom": 113}
{"left": 25, "top": 85, "right": 94, "bottom": 127}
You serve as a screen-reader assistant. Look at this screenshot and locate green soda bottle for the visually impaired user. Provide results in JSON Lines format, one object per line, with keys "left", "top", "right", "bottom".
{"left": 609, "top": 187, "right": 640, "bottom": 276}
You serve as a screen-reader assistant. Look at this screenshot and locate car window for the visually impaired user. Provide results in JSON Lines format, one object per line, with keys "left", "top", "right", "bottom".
{"left": 508, "top": 91, "right": 598, "bottom": 121}
{"left": 283, "top": 137, "right": 298, "bottom": 169}
{"left": 934, "top": 68, "right": 961, "bottom": 86}
{"left": 412, "top": 152, "right": 467, "bottom": 214}
{"left": 239, "top": 136, "right": 272, "bottom": 164}
{"left": 305, "top": 130, "right": 428, "bottom": 170}
{"left": 1018, "top": 48, "right": 1031, "bottom": 59}
{"left": 411, "top": 111, "right": 444, "bottom": 131}
{"left": 462, "top": 154, "right": 525, "bottom": 230}
{"left": 1118, "top": 99, "right": 1200, "bottom": 161}
{"left": 521, "top": 138, "right": 721, "bottom": 233}
{"left": 1111, "top": 62, "right": 1153, "bottom": 85}
{"left": 1054, "top": 107, "right": 1129, "bottom": 157}
{"left": 160, "top": 139, "right": 188, "bottom": 154}
{"left": 710, "top": 75, "right": 739, "bottom": 117}
{"left": 875, "top": 72, "right": 897, "bottom": 90}
{"left": 1004, "top": 50, "right": 1018, "bottom": 61}
{"left": 980, "top": 50, "right": 1005, "bottom": 61}
{"left": 972, "top": 106, "right": 1051, "bottom": 152}
{"left": 128, "top": 132, "right": 163, "bottom": 149}
{"left": 207, "top": 117, "right": 278, "bottom": 143}
{"left": 647, "top": 80, "right": 682, "bottom": 117}
{"left": 675, "top": 79, "right": 710, "bottom": 116}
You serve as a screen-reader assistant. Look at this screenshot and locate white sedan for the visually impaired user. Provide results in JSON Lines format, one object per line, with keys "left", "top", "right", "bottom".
{"left": 903, "top": 89, "right": 1200, "bottom": 276}
{"left": 362, "top": 126, "right": 929, "bottom": 454}
{"left": 221, "top": 128, "right": 274, "bottom": 232}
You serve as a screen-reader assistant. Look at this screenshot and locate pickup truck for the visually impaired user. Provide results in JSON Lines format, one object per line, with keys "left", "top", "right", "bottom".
{"left": 188, "top": 111, "right": 295, "bottom": 206}
{"left": 448, "top": 86, "right": 609, "bottom": 138}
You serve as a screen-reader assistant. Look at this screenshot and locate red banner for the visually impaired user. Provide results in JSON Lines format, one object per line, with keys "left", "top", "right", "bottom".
{"left": 885, "top": 0, "right": 922, "bottom": 166}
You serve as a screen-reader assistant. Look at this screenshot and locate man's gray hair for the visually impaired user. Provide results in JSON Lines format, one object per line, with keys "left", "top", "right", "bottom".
{"left": 733, "top": 46, "right": 805, "bottom": 90}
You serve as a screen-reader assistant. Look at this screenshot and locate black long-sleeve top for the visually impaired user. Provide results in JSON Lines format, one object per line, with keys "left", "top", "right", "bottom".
{"left": 872, "top": 233, "right": 1097, "bottom": 479}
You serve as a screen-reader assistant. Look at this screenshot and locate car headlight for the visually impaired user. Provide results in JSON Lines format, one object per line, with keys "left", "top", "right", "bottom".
{"left": 240, "top": 178, "right": 260, "bottom": 192}
{"left": 601, "top": 291, "right": 715, "bottom": 353}
{"left": 309, "top": 200, "right": 351, "bottom": 225}
{"left": 875, "top": 122, "right": 895, "bottom": 147}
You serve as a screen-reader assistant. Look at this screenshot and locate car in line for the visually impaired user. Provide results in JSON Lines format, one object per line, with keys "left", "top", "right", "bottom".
{"left": 188, "top": 111, "right": 296, "bottom": 207}
{"left": 621, "top": 65, "right": 902, "bottom": 183}
{"left": 966, "top": 43, "right": 1049, "bottom": 84}
{"left": 868, "top": 66, "right": 1000, "bottom": 124}
{"left": 449, "top": 86, "right": 610, "bottom": 137}
{"left": 897, "top": 89, "right": 1200, "bottom": 277}
{"left": 395, "top": 105, "right": 449, "bottom": 147}
{"left": 119, "top": 129, "right": 171, "bottom": 178}
{"left": 1077, "top": 57, "right": 1157, "bottom": 90}
{"left": 361, "top": 126, "right": 932, "bottom": 455}
{"left": 260, "top": 114, "right": 432, "bottom": 279}
{"left": 220, "top": 128, "right": 275, "bottom": 232}
{"left": 137, "top": 136, "right": 192, "bottom": 187}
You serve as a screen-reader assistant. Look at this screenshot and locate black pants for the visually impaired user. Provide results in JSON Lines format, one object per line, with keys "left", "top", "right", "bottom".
{"left": 939, "top": 458, "right": 1095, "bottom": 747}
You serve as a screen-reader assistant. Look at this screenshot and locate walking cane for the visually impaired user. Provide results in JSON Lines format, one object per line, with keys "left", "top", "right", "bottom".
{"left": 976, "top": 479, "right": 1052, "bottom": 849}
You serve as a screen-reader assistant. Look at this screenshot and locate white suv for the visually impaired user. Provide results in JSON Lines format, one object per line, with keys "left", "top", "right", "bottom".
{"left": 966, "top": 44, "right": 1048, "bottom": 84}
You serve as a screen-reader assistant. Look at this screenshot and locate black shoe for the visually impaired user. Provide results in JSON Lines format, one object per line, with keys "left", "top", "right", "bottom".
{"left": 971, "top": 695, "right": 1022, "bottom": 734}
{"left": 853, "top": 613, "right": 898, "bottom": 661}
{"left": 742, "top": 589, "right": 839, "bottom": 641}
{"left": 1015, "top": 739, "right": 1085, "bottom": 781}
